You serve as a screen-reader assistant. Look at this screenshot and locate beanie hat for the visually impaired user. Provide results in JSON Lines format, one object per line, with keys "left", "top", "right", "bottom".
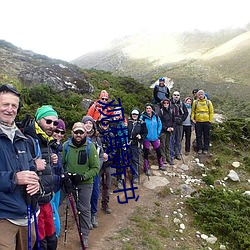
{"left": 99, "top": 90, "right": 109, "bottom": 99}
{"left": 56, "top": 119, "right": 66, "bottom": 131}
{"left": 184, "top": 97, "right": 192, "bottom": 103}
{"left": 197, "top": 89, "right": 205, "bottom": 95}
{"left": 35, "top": 105, "right": 58, "bottom": 121}
{"left": 161, "top": 98, "right": 170, "bottom": 104}
{"left": 145, "top": 103, "right": 154, "bottom": 109}
{"left": 0, "top": 84, "right": 20, "bottom": 96}
{"left": 82, "top": 115, "right": 95, "bottom": 124}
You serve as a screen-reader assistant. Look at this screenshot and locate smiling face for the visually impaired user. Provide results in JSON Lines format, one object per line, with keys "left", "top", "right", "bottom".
{"left": 84, "top": 120, "right": 94, "bottom": 132}
{"left": 0, "top": 92, "right": 19, "bottom": 126}
{"left": 38, "top": 116, "right": 59, "bottom": 136}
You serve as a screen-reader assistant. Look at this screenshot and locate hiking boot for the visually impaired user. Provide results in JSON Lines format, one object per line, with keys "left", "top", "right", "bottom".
{"left": 145, "top": 169, "right": 151, "bottom": 176}
{"left": 176, "top": 155, "right": 181, "bottom": 160}
{"left": 102, "top": 203, "right": 112, "bottom": 214}
{"left": 82, "top": 237, "right": 88, "bottom": 248}
{"left": 158, "top": 157, "right": 167, "bottom": 170}
{"left": 117, "top": 180, "right": 123, "bottom": 190}
{"left": 133, "top": 177, "right": 139, "bottom": 184}
{"left": 197, "top": 150, "right": 202, "bottom": 154}
{"left": 203, "top": 150, "right": 208, "bottom": 155}
{"left": 91, "top": 214, "right": 98, "bottom": 228}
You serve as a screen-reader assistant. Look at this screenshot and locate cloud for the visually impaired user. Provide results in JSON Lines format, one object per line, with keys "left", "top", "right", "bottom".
{"left": 0, "top": 0, "right": 249, "bottom": 61}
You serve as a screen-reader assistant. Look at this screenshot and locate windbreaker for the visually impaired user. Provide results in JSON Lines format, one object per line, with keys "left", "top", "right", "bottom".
{"left": 62, "top": 138, "right": 99, "bottom": 184}
{"left": 140, "top": 112, "right": 162, "bottom": 141}
{"left": 0, "top": 128, "right": 36, "bottom": 220}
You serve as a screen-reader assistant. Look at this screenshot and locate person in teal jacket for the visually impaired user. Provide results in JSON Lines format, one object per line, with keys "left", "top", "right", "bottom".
{"left": 62, "top": 122, "right": 99, "bottom": 248}
{"left": 140, "top": 103, "right": 166, "bottom": 175}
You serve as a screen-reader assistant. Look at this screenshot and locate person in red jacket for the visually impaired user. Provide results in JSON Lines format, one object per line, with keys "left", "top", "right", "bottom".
{"left": 87, "top": 90, "right": 114, "bottom": 122}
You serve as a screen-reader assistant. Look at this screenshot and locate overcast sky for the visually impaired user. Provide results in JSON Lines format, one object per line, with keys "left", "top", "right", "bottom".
{"left": 1, "top": 0, "right": 249, "bottom": 61}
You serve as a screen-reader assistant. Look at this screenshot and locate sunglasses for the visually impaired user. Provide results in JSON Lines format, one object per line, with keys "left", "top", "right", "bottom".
{"left": 102, "top": 122, "right": 109, "bottom": 126}
{"left": 43, "top": 117, "right": 59, "bottom": 126}
{"left": 101, "top": 98, "right": 108, "bottom": 101}
{"left": 132, "top": 113, "right": 139, "bottom": 115}
{"left": 174, "top": 94, "right": 180, "bottom": 96}
{"left": 73, "top": 130, "right": 85, "bottom": 135}
{"left": 54, "top": 129, "right": 65, "bottom": 135}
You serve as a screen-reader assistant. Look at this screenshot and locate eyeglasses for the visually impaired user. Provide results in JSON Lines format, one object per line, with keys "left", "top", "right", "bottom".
{"left": 43, "top": 118, "right": 59, "bottom": 126}
{"left": 54, "top": 129, "right": 65, "bottom": 135}
{"left": 101, "top": 98, "right": 108, "bottom": 101}
{"left": 102, "top": 122, "right": 109, "bottom": 126}
{"left": 73, "top": 130, "right": 85, "bottom": 135}
{"left": 174, "top": 94, "right": 180, "bottom": 96}
{"left": 132, "top": 113, "right": 139, "bottom": 115}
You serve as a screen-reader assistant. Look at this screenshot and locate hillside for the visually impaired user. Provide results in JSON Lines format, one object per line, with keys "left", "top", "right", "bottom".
{"left": 72, "top": 29, "right": 250, "bottom": 86}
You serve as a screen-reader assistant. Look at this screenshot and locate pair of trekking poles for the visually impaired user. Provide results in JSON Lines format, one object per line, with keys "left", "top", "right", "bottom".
{"left": 64, "top": 188, "right": 86, "bottom": 250}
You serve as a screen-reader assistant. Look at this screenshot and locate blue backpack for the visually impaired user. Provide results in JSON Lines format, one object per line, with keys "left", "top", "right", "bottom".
{"left": 64, "top": 137, "right": 92, "bottom": 161}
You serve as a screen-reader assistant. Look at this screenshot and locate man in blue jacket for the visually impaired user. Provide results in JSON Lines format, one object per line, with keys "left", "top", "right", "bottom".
{"left": 0, "top": 84, "right": 40, "bottom": 249}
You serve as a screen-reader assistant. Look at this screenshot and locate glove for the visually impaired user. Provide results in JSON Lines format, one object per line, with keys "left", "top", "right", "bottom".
{"left": 61, "top": 173, "right": 73, "bottom": 194}
{"left": 68, "top": 172, "right": 85, "bottom": 185}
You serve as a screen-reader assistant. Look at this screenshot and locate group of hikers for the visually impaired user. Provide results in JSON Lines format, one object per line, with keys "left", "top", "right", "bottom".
{"left": 0, "top": 78, "right": 214, "bottom": 249}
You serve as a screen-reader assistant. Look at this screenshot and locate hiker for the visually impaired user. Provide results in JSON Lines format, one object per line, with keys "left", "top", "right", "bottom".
{"left": 141, "top": 103, "right": 165, "bottom": 175}
{"left": 96, "top": 118, "right": 117, "bottom": 214}
{"left": 86, "top": 90, "right": 113, "bottom": 122}
{"left": 50, "top": 119, "right": 66, "bottom": 238}
{"left": 191, "top": 89, "right": 214, "bottom": 155}
{"left": 170, "top": 91, "right": 188, "bottom": 161}
{"left": 111, "top": 107, "right": 128, "bottom": 189}
{"left": 82, "top": 115, "right": 104, "bottom": 229}
{"left": 0, "top": 84, "right": 40, "bottom": 249}
{"left": 127, "top": 108, "right": 148, "bottom": 183}
{"left": 182, "top": 97, "right": 193, "bottom": 156}
{"left": 158, "top": 98, "right": 175, "bottom": 166}
{"left": 153, "top": 77, "right": 170, "bottom": 115}
{"left": 23, "top": 105, "right": 59, "bottom": 249}
{"left": 62, "top": 122, "right": 99, "bottom": 248}
{"left": 192, "top": 89, "right": 199, "bottom": 102}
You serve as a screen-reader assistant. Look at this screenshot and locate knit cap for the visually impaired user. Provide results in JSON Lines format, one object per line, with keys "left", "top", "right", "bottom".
{"left": 184, "top": 97, "right": 192, "bottom": 103}
{"left": 82, "top": 115, "right": 95, "bottom": 124}
{"left": 56, "top": 119, "right": 66, "bottom": 131}
{"left": 35, "top": 105, "right": 58, "bottom": 121}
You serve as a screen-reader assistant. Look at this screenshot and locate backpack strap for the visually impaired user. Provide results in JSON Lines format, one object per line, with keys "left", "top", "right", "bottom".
{"left": 25, "top": 134, "right": 42, "bottom": 159}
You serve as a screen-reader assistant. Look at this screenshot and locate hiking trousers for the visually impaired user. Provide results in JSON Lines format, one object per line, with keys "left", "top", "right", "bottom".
{"left": 73, "top": 183, "right": 93, "bottom": 238}
{"left": 0, "top": 219, "right": 36, "bottom": 250}
{"left": 182, "top": 125, "right": 192, "bottom": 152}
{"left": 159, "top": 132, "right": 171, "bottom": 162}
{"left": 196, "top": 122, "right": 211, "bottom": 151}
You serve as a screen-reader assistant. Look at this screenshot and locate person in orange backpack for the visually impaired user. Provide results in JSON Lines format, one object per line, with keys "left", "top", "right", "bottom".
{"left": 87, "top": 90, "right": 114, "bottom": 122}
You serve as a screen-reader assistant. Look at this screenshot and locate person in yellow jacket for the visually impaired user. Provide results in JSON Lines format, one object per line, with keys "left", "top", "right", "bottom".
{"left": 191, "top": 89, "right": 214, "bottom": 155}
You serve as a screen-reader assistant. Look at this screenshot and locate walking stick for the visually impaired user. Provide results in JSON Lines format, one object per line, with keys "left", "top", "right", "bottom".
{"left": 27, "top": 196, "right": 32, "bottom": 250}
{"left": 68, "top": 193, "right": 85, "bottom": 250}
{"left": 64, "top": 198, "right": 69, "bottom": 244}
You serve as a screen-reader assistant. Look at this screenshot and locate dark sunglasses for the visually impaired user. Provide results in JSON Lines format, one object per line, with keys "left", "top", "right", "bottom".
{"left": 102, "top": 122, "right": 109, "bottom": 126}
{"left": 174, "top": 94, "right": 180, "bottom": 96}
{"left": 132, "top": 113, "right": 139, "bottom": 115}
{"left": 54, "top": 129, "right": 65, "bottom": 135}
{"left": 43, "top": 117, "right": 59, "bottom": 126}
{"left": 73, "top": 130, "right": 85, "bottom": 135}
{"left": 101, "top": 98, "right": 108, "bottom": 101}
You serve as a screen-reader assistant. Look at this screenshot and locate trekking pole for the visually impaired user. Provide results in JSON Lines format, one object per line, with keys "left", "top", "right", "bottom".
{"left": 169, "top": 132, "right": 175, "bottom": 172}
{"left": 64, "top": 198, "right": 69, "bottom": 244}
{"left": 68, "top": 193, "right": 85, "bottom": 250}
{"left": 27, "top": 196, "right": 32, "bottom": 250}
{"left": 33, "top": 205, "right": 41, "bottom": 250}
{"left": 103, "top": 168, "right": 107, "bottom": 212}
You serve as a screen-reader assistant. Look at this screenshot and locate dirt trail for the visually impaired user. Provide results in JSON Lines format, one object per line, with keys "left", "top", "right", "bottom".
{"left": 57, "top": 145, "right": 198, "bottom": 250}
